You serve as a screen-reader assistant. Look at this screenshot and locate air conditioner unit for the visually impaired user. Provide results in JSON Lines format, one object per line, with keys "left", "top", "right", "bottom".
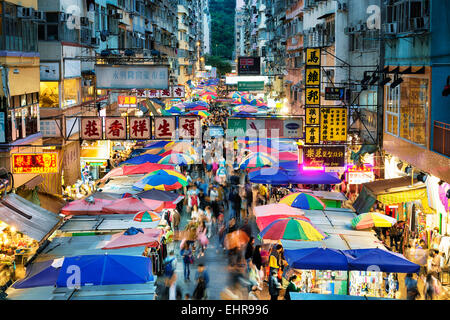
{"left": 383, "top": 22, "right": 397, "bottom": 34}
{"left": 33, "top": 11, "right": 45, "bottom": 21}
{"left": 17, "top": 7, "right": 34, "bottom": 18}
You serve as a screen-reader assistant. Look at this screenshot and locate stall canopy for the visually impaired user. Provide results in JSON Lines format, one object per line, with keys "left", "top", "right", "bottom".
{"left": 344, "top": 248, "right": 420, "bottom": 273}
{"left": 101, "top": 228, "right": 163, "bottom": 250}
{"left": 12, "top": 259, "right": 62, "bottom": 289}
{"left": 137, "top": 189, "right": 183, "bottom": 202}
{"left": 120, "top": 154, "right": 162, "bottom": 166}
{"left": 0, "top": 193, "right": 62, "bottom": 243}
{"left": 102, "top": 196, "right": 165, "bottom": 214}
{"left": 353, "top": 177, "right": 425, "bottom": 213}
{"left": 284, "top": 248, "right": 349, "bottom": 271}
{"left": 61, "top": 197, "right": 114, "bottom": 216}
{"left": 56, "top": 254, "right": 153, "bottom": 287}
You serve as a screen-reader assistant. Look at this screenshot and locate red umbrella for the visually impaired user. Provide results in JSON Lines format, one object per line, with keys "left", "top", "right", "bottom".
{"left": 61, "top": 197, "right": 113, "bottom": 216}
{"left": 102, "top": 197, "right": 166, "bottom": 214}
{"left": 256, "top": 214, "right": 310, "bottom": 231}
{"left": 102, "top": 228, "right": 163, "bottom": 250}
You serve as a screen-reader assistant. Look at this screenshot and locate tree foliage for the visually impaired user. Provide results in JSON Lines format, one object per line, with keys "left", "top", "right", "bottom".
{"left": 210, "top": 0, "right": 236, "bottom": 60}
{"left": 205, "top": 54, "right": 232, "bottom": 75}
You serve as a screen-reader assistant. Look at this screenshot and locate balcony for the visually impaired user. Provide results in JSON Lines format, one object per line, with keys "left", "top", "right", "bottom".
{"left": 433, "top": 121, "right": 450, "bottom": 157}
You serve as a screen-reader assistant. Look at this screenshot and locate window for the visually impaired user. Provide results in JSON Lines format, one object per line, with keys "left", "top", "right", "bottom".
{"left": 40, "top": 82, "right": 59, "bottom": 108}
{"left": 63, "top": 78, "right": 81, "bottom": 108}
{"left": 385, "top": 84, "right": 400, "bottom": 136}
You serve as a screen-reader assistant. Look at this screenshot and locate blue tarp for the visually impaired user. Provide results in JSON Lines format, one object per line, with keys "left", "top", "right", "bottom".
{"left": 284, "top": 248, "right": 350, "bottom": 271}
{"left": 12, "top": 260, "right": 60, "bottom": 289}
{"left": 120, "top": 154, "right": 162, "bottom": 165}
{"left": 344, "top": 248, "right": 420, "bottom": 273}
{"left": 283, "top": 247, "right": 420, "bottom": 273}
{"left": 249, "top": 169, "right": 290, "bottom": 185}
{"left": 56, "top": 255, "right": 153, "bottom": 287}
{"left": 249, "top": 167, "right": 341, "bottom": 185}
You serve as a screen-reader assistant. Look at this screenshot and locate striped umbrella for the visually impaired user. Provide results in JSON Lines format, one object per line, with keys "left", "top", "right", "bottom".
{"left": 258, "top": 218, "right": 327, "bottom": 241}
{"left": 133, "top": 169, "right": 188, "bottom": 191}
{"left": 239, "top": 152, "right": 277, "bottom": 169}
{"left": 351, "top": 212, "right": 397, "bottom": 230}
{"left": 158, "top": 153, "right": 195, "bottom": 165}
{"left": 133, "top": 210, "right": 161, "bottom": 222}
{"left": 185, "top": 110, "right": 211, "bottom": 118}
{"left": 280, "top": 192, "right": 326, "bottom": 210}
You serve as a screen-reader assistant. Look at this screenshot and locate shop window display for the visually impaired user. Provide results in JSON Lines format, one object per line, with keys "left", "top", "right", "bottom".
{"left": 63, "top": 78, "right": 81, "bottom": 108}
{"left": 40, "top": 82, "right": 59, "bottom": 108}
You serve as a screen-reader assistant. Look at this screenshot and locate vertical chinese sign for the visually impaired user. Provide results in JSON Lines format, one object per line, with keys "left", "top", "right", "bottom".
{"left": 179, "top": 117, "right": 201, "bottom": 139}
{"left": 154, "top": 117, "right": 176, "bottom": 140}
{"left": 81, "top": 117, "right": 102, "bottom": 140}
{"left": 129, "top": 117, "right": 151, "bottom": 140}
{"left": 320, "top": 107, "right": 347, "bottom": 142}
{"left": 171, "top": 86, "right": 185, "bottom": 98}
{"left": 304, "top": 48, "right": 321, "bottom": 145}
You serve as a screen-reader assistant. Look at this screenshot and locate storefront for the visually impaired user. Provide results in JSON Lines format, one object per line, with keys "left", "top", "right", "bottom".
{"left": 0, "top": 193, "right": 62, "bottom": 287}
{"left": 80, "top": 140, "right": 111, "bottom": 180}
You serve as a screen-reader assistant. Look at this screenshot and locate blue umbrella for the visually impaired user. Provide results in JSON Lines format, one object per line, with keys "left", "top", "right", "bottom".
{"left": 289, "top": 170, "right": 341, "bottom": 185}
{"left": 120, "top": 154, "right": 162, "bottom": 165}
{"left": 284, "top": 248, "right": 350, "bottom": 271}
{"left": 248, "top": 169, "right": 290, "bottom": 185}
{"left": 12, "top": 259, "right": 61, "bottom": 289}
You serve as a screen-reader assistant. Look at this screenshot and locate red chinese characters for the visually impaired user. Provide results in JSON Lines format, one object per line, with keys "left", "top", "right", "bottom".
{"left": 129, "top": 117, "right": 151, "bottom": 139}
{"left": 154, "top": 117, "right": 175, "bottom": 139}
{"left": 81, "top": 118, "right": 102, "bottom": 140}
{"left": 105, "top": 117, "right": 126, "bottom": 140}
{"left": 148, "top": 89, "right": 160, "bottom": 98}
{"left": 179, "top": 117, "right": 200, "bottom": 139}
{"left": 160, "top": 89, "right": 171, "bottom": 98}
{"left": 172, "top": 86, "right": 185, "bottom": 98}
{"left": 12, "top": 153, "right": 58, "bottom": 174}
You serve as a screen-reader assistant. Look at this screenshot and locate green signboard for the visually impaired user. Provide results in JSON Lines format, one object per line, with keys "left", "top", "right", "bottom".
{"left": 237, "top": 81, "right": 265, "bottom": 91}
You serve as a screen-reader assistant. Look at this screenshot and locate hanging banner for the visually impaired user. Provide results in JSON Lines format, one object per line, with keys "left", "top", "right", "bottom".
{"left": 305, "top": 107, "right": 320, "bottom": 125}
{"left": 95, "top": 64, "right": 169, "bottom": 89}
{"left": 154, "top": 117, "right": 176, "bottom": 139}
{"left": 129, "top": 117, "right": 151, "bottom": 140}
{"left": 105, "top": 117, "right": 127, "bottom": 140}
{"left": 81, "top": 117, "right": 102, "bottom": 140}
{"left": 303, "top": 146, "right": 345, "bottom": 168}
{"left": 179, "top": 116, "right": 201, "bottom": 139}
{"left": 320, "top": 107, "right": 347, "bottom": 142}
{"left": 12, "top": 153, "right": 59, "bottom": 174}
{"left": 305, "top": 126, "right": 320, "bottom": 144}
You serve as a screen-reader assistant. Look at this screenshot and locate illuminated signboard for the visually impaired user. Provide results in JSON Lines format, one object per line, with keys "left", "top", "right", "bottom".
{"left": 347, "top": 164, "right": 375, "bottom": 184}
{"left": 118, "top": 96, "right": 137, "bottom": 107}
{"left": 12, "top": 153, "right": 58, "bottom": 174}
{"left": 238, "top": 57, "right": 261, "bottom": 75}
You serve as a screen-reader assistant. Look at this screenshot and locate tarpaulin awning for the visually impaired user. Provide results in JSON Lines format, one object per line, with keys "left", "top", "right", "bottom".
{"left": 284, "top": 248, "right": 350, "bottom": 271}
{"left": 102, "top": 197, "right": 165, "bottom": 214}
{"left": 0, "top": 193, "right": 62, "bottom": 243}
{"left": 12, "top": 259, "right": 62, "bottom": 289}
{"left": 102, "top": 228, "right": 163, "bottom": 249}
{"left": 56, "top": 254, "right": 154, "bottom": 287}
{"left": 61, "top": 197, "right": 114, "bottom": 216}
{"left": 353, "top": 177, "right": 426, "bottom": 213}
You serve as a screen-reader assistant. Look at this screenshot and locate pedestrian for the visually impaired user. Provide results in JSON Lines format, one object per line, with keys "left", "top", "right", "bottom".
{"left": 162, "top": 250, "right": 177, "bottom": 278}
{"left": 204, "top": 206, "right": 213, "bottom": 238}
{"left": 180, "top": 242, "right": 193, "bottom": 282}
{"left": 167, "top": 273, "right": 183, "bottom": 300}
{"left": 172, "top": 209, "right": 181, "bottom": 231}
{"left": 284, "top": 275, "right": 301, "bottom": 300}
{"left": 196, "top": 220, "right": 208, "bottom": 258}
{"left": 248, "top": 260, "right": 262, "bottom": 291}
{"left": 194, "top": 263, "right": 210, "bottom": 299}
{"left": 424, "top": 273, "right": 441, "bottom": 300}
{"left": 269, "top": 244, "right": 283, "bottom": 280}
{"left": 209, "top": 184, "right": 219, "bottom": 217}
{"left": 431, "top": 249, "right": 442, "bottom": 278}
{"left": 405, "top": 273, "right": 419, "bottom": 300}
{"left": 244, "top": 236, "right": 255, "bottom": 271}
{"left": 192, "top": 276, "right": 207, "bottom": 300}
{"left": 268, "top": 271, "right": 282, "bottom": 301}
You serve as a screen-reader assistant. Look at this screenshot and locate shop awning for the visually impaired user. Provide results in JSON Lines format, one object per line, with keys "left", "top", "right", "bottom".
{"left": 0, "top": 194, "right": 62, "bottom": 243}
{"left": 352, "top": 177, "right": 426, "bottom": 213}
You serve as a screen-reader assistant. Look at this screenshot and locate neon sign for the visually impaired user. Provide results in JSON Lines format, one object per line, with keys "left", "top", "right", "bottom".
{"left": 12, "top": 153, "right": 58, "bottom": 174}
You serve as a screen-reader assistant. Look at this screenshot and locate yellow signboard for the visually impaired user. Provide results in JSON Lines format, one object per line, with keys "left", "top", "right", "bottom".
{"left": 12, "top": 153, "right": 58, "bottom": 174}
{"left": 305, "top": 107, "right": 320, "bottom": 125}
{"left": 305, "top": 87, "right": 320, "bottom": 105}
{"left": 320, "top": 107, "right": 348, "bottom": 142}
{"left": 305, "top": 68, "right": 321, "bottom": 86}
{"left": 306, "top": 48, "right": 321, "bottom": 66}
{"left": 305, "top": 126, "right": 320, "bottom": 144}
